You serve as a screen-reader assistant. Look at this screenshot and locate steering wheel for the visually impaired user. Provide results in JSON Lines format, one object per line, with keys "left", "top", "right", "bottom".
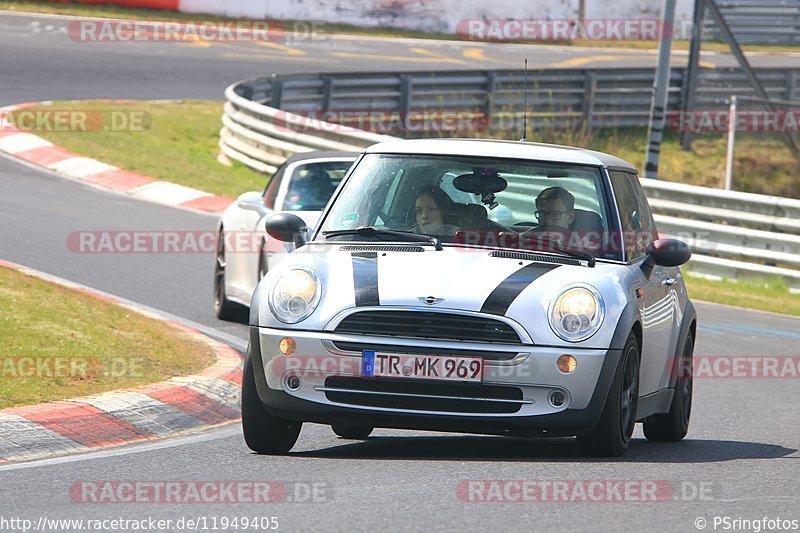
{"left": 374, "top": 208, "right": 405, "bottom": 228}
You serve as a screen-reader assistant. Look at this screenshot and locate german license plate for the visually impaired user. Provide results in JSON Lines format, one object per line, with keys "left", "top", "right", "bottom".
{"left": 361, "top": 351, "right": 483, "bottom": 383}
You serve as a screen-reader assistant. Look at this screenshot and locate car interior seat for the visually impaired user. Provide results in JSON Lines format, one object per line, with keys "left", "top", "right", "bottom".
{"left": 569, "top": 209, "right": 604, "bottom": 233}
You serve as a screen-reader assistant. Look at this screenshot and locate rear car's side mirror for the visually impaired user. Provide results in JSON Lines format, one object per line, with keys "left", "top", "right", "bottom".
{"left": 266, "top": 213, "right": 308, "bottom": 248}
{"left": 641, "top": 238, "right": 692, "bottom": 276}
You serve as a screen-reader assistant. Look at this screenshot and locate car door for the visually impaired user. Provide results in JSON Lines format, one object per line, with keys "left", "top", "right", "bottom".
{"left": 610, "top": 171, "right": 676, "bottom": 397}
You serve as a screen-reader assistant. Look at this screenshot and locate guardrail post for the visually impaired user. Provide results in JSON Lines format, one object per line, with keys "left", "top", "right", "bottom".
{"left": 321, "top": 77, "right": 333, "bottom": 114}
{"left": 271, "top": 80, "right": 284, "bottom": 109}
{"left": 485, "top": 71, "right": 497, "bottom": 124}
{"left": 786, "top": 71, "right": 798, "bottom": 102}
{"left": 399, "top": 75, "right": 412, "bottom": 115}
{"left": 582, "top": 71, "right": 597, "bottom": 134}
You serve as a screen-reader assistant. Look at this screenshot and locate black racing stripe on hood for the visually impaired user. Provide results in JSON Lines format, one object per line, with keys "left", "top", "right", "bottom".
{"left": 480, "top": 263, "right": 559, "bottom": 315}
{"left": 352, "top": 252, "right": 380, "bottom": 307}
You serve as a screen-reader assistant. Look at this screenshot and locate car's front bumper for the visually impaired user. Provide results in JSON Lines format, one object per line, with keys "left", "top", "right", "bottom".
{"left": 249, "top": 326, "right": 621, "bottom": 437}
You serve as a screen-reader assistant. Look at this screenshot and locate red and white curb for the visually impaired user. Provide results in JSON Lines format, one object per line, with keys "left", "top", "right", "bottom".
{"left": 0, "top": 101, "right": 234, "bottom": 214}
{"left": 0, "top": 259, "right": 244, "bottom": 465}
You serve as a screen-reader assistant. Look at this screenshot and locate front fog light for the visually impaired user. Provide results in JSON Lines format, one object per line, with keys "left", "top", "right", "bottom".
{"left": 269, "top": 267, "right": 321, "bottom": 324}
{"left": 549, "top": 285, "right": 604, "bottom": 342}
{"left": 548, "top": 390, "right": 567, "bottom": 408}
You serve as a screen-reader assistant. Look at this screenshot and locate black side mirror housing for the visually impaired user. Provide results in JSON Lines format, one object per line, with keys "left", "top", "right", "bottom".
{"left": 641, "top": 238, "right": 692, "bottom": 277}
{"left": 265, "top": 213, "right": 308, "bottom": 248}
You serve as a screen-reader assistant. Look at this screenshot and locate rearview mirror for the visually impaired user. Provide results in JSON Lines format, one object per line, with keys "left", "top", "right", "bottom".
{"left": 265, "top": 213, "right": 308, "bottom": 248}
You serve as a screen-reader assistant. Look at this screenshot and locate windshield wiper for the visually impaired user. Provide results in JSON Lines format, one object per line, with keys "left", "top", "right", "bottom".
{"left": 322, "top": 226, "right": 443, "bottom": 251}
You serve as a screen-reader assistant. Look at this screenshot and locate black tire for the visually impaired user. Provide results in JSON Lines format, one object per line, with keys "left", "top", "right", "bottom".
{"left": 331, "top": 424, "right": 374, "bottom": 440}
{"left": 643, "top": 332, "right": 694, "bottom": 442}
{"left": 214, "top": 229, "right": 246, "bottom": 322}
{"left": 241, "top": 346, "right": 302, "bottom": 454}
{"left": 577, "top": 333, "right": 640, "bottom": 457}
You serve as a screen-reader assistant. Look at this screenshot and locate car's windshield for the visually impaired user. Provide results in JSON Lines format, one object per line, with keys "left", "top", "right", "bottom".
{"left": 316, "top": 153, "right": 620, "bottom": 260}
{"left": 282, "top": 160, "right": 353, "bottom": 211}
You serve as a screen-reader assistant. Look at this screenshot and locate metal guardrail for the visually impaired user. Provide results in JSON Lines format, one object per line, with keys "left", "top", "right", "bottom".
{"left": 221, "top": 70, "right": 800, "bottom": 290}
{"left": 703, "top": 0, "right": 800, "bottom": 45}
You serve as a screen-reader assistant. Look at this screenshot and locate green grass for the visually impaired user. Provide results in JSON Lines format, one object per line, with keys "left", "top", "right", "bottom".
{"left": 3, "top": 0, "right": 799, "bottom": 53}
{"left": 0, "top": 266, "right": 216, "bottom": 408}
{"left": 23, "top": 101, "right": 265, "bottom": 198}
{"left": 683, "top": 272, "right": 800, "bottom": 316}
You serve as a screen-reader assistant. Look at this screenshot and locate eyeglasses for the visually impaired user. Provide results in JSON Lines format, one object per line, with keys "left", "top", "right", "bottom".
{"left": 535, "top": 210, "right": 569, "bottom": 221}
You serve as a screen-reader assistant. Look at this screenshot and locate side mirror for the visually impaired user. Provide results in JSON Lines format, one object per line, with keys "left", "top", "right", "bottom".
{"left": 641, "top": 238, "right": 692, "bottom": 276}
{"left": 265, "top": 213, "right": 308, "bottom": 248}
{"left": 237, "top": 191, "right": 268, "bottom": 215}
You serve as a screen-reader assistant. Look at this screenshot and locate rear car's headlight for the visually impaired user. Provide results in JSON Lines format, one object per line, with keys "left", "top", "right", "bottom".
{"left": 269, "top": 267, "right": 321, "bottom": 324}
{"left": 548, "top": 285, "right": 604, "bottom": 342}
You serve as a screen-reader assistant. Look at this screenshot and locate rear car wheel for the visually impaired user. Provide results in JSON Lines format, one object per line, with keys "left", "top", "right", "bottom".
{"left": 577, "top": 333, "right": 640, "bottom": 457}
{"left": 242, "top": 346, "right": 302, "bottom": 454}
{"left": 643, "top": 332, "right": 694, "bottom": 442}
{"left": 214, "top": 229, "right": 246, "bottom": 322}
{"left": 331, "top": 424, "right": 374, "bottom": 440}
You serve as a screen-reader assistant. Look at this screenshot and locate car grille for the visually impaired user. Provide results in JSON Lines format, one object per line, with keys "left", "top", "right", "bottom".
{"left": 333, "top": 311, "right": 521, "bottom": 344}
{"left": 322, "top": 376, "right": 524, "bottom": 414}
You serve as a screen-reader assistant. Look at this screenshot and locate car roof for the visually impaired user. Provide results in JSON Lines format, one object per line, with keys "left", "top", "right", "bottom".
{"left": 363, "top": 139, "right": 638, "bottom": 173}
{"left": 284, "top": 151, "right": 359, "bottom": 165}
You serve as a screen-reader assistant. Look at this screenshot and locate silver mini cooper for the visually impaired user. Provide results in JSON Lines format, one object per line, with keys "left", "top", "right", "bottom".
{"left": 242, "top": 139, "right": 696, "bottom": 457}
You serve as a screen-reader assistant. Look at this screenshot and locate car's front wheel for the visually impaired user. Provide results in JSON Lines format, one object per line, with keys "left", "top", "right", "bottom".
{"left": 241, "top": 346, "right": 302, "bottom": 454}
{"left": 643, "top": 332, "right": 694, "bottom": 442}
{"left": 331, "top": 424, "right": 373, "bottom": 440}
{"left": 577, "top": 333, "right": 640, "bottom": 457}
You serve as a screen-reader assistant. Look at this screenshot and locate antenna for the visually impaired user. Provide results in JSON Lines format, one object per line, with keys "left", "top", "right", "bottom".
{"left": 520, "top": 58, "right": 528, "bottom": 142}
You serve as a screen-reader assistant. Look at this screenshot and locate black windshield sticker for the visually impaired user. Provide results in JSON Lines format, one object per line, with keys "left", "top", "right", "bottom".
{"left": 352, "top": 252, "right": 380, "bottom": 307}
{"left": 480, "top": 263, "right": 558, "bottom": 315}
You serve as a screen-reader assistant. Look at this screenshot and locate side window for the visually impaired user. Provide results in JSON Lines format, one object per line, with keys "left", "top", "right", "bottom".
{"left": 610, "top": 171, "right": 656, "bottom": 261}
{"left": 263, "top": 168, "right": 283, "bottom": 210}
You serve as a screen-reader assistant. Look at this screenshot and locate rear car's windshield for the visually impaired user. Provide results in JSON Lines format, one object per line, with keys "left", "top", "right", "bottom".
{"left": 281, "top": 160, "right": 353, "bottom": 211}
{"left": 316, "top": 153, "right": 620, "bottom": 260}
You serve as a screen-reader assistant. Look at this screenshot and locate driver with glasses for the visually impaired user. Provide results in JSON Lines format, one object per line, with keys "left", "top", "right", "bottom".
{"left": 534, "top": 186, "right": 575, "bottom": 229}
{"left": 523, "top": 186, "right": 595, "bottom": 252}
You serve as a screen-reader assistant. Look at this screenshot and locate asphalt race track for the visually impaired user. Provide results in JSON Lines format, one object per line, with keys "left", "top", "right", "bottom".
{"left": 1, "top": 10, "right": 799, "bottom": 532}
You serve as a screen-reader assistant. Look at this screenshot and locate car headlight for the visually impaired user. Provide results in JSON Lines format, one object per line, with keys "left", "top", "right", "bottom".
{"left": 269, "top": 267, "right": 321, "bottom": 324}
{"left": 548, "top": 285, "right": 605, "bottom": 342}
